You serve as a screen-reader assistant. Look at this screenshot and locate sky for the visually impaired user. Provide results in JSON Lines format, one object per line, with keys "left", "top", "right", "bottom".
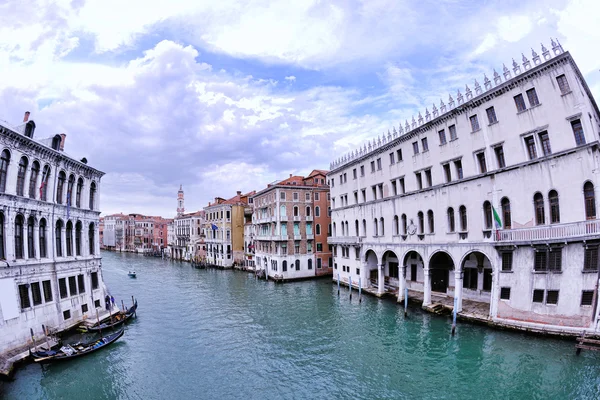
{"left": 0, "top": 0, "right": 598, "bottom": 218}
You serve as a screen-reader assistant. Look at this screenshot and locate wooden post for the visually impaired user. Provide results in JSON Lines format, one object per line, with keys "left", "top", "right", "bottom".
{"left": 96, "top": 309, "right": 102, "bottom": 336}
{"left": 404, "top": 287, "right": 408, "bottom": 317}
{"left": 358, "top": 277, "right": 362, "bottom": 303}
{"left": 349, "top": 276, "right": 352, "bottom": 300}
{"left": 121, "top": 300, "right": 125, "bottom": 312}
{"left": 337, "top": 273, "right": 340, "bottom": 295}
{"left": 30, "top": 328, "right": 37, "bottom": 352}
{"left": 132, "top": 296, "right": 136, "bottom": 317}
{"left": 42, "top": 324, "right": 50, "bottom": 350}
{"left": 451, "top": 297, "right": 457, "bottom": 336}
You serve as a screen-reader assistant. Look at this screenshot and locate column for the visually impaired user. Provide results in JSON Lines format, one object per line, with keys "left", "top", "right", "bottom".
{"left": 454, "top": 269, "right": 463, "bottom": 313}
{"left": 397, "top": 265, "right": 406, "bottom": 303}
{"left": 377, "top": 263, "right": 385, "bottom": 295}
{"left": 5, "top": 210, "right": 14, "bottom": 261}
{"left": 33, "top": 221, "right": 40, "bottom": 260}
{"left": 423, "top": 267, "right": 432, "bottom": 306}
{"left": 61, "top": 224, "right": 67, "bottom": 258}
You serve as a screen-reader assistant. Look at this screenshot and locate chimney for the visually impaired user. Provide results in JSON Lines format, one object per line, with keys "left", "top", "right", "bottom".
{"left": 23, "top": 111, "right": 30, "bottom": 122}
{"left": 237, "top": 191, "right": 241, "bottom": 196}
{"left": 289, "top": 174, "right": 292, "bottom": 178}
{"left": 59, "top": 134, "right": 67, "bottom": 151}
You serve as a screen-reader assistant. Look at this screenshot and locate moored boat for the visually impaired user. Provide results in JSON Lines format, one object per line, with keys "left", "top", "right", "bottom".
{"left": 31, "top": 328, "right": 125, "bottom": 364}
{"left": 85, "top": 301, "right": 138, "bottom": 332}
{"left": 128, "top": 271, "right": 137, "bottom": 278}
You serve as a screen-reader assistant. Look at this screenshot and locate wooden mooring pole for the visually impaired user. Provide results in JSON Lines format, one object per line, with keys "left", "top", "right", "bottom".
{"left": 337, "top": 273, "right": 340, "bottom": 295}
{"left": 404, "top": 287, "right": 408, "bottom": 317}
{"left": 349, "top": 276, "right": 352, "bottom": 300}
{"left": 451, "top": 297, "right": 457, "bottom": 336}
{"left": 358, "top": 277, "right": 362, "bottom": 303}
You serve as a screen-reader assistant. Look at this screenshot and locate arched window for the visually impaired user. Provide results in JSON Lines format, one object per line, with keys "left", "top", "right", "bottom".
{"left": 447, "top": 208, "right": 455, "bottom": 232}
{"left": 534, "top": 193, "right": 545, "bottom": 225}
{"left": 308, "top": 259, "right": 313, "bottom": 270}
{"left": 76, "top": 178, "right": 83, "bottom": 207}
{"left": 549, "top": 190, "right": 560, "bottom": 223}
{"left": 67, "top": 175, "right": 75, "bottom": 206}
{"left": 0, "top": 150, "right": 11, "bottom": 193}
{"left": 295, "top": 259, "right": 300, "bottom": 270}
{"left": 306, "top": 206, "right": 311, "bottom": 217}
{"left": 315, "top": 206, "right": 320, "bottom": 217}
{"left": 355, "top": 220, "right": 359, "bottom": 236}
{"left": 75, "top": 221, "right": 82, "bottom": 256}
{"left": 418, "top": 212, "right": 424, "bottom": 234}
{"left": 293, "top": 206, "right": 299, "bottom": 217}
{"left": 427, "top": 210, "right": 434, "bottom": 233}
{"left": 39, "top": 219, "right": 47, "bottom": 258}
{"left": 0, "top": 212, "right": 4, "bottom": 259}
{"left": 89, "top": 182, "right": 96, "bottom": 210}
{"left": 340, "top": 222, "right": 345, "bottom": 236}
{"left": 16, "top": 157, "right": 28, "bottom": 196}
{"left": 362, "top": 219, "right": 367, "bottom": 236}
{"left": 483, "top": 201, "right": 492, "bottom": 229}
{"left": 14, "top": 215, "right": 24, "bottom": 259}
{"left": 316, "top": 224, "right": 321, "bottom": 235}
{"left": 56, "top": 171, "right": 66, "bottom": 204}
{"left": 379, "top": 218, "right": 385, "bottom": 236}
{"left": 27, "top": 216, "right": 35, "bottom": 259}
{"left": 89, "top": 223, "right": 95, "bottom": 255}
{"left": 282, "top": 260, "right": 287, "bottom": 272}
{"left": 51, "top": 135, "right": 61, "bottom": 150}
{"left": 393, "top": 215, "right": 399, "bottom": 235}
{"left": 333, "top": 222, "right": 337, "bottom": 236}
{"left": 459, "top": 206, "right": 468, "bottom": 231}
{"left": 584, "top": 182, "right": 596, "bottom": 220}
{"left": 40, "top": 165, "right": 51, "bottom": 201}
{"left": 55, "top": 220, "right": 63, "bottom": 257}
{"left": 29, "top": 161, "right": 40, "bottom": 198}
{"left": 345, "top": 221, "right": 349, "bottom": 236}
{"left": 401, "top": 214, "right": 407, "bottom": 235}
{"left": 373, "top": 218, "right": 379, "bottom": 236}
{"left": 66, "top": 221, "right": 73, "bottom": 256}
{"left": 501, "top": 197, "right": 511, "bottom": 229}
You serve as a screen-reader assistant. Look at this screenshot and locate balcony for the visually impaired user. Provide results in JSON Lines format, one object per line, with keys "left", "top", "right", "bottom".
{"left": 306, "top": 215, "right": 313, "bottom": 222}
{"left": 280, "top": 215, "right": 288, "bottom": 222}
{"left": 293, "top": 216, "right": 301, "bottom": 222}
{"left": 327, "top": 236, "right": 362, "bottom": 245}
{"left": 293, "top": 234, "right": 302, "bottom": 241}
{"left": 495, "top": 219, "right": 600, "bottom": 243}
{"left": 306, "top": 234, "right": 314, "bottom": 240}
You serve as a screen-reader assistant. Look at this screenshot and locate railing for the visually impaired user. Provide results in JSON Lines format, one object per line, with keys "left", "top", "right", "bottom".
{"left": 327, "top": 236, "right": 362, "bottom": 244}
{"left": 306, "top": 215, "right": 313, "bottom": 222}
{"left": 495, "top": 219, "right": 600, "bottom": 242}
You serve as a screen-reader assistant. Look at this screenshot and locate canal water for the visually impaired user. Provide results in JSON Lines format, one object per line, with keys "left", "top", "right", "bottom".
{"left": 2, "top": 251, "right": 600, "bottom": 399}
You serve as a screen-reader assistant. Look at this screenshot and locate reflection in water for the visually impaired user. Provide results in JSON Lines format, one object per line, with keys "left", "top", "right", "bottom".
{"left": 2, "top": 250, "right": 600, "bottom": 399}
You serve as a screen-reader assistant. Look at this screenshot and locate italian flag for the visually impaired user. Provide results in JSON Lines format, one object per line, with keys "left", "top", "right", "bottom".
{"left": 492, "top": 206, "right": 502, "bottom": 229}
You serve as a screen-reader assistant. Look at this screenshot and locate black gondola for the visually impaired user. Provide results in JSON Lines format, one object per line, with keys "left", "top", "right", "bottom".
{"left": 85, "top": 300, "right": 138, "bottom": 332}
{"left": 31, "top": 328, "right": 124, "bottom": 364}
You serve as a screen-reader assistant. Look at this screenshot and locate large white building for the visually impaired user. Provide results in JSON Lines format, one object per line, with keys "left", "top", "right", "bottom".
{"left": 0, "top": 112, "right": 108, "bottom": 354}
{"left": 328, "top": 42, "right": 600, "bottom": 335}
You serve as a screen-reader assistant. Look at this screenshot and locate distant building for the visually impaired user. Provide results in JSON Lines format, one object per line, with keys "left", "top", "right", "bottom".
{"left": 251, "top": 170, "right": 332, "bottom": 281}
{"left": 0, "top": 112, "right": 107, "bottom": 354}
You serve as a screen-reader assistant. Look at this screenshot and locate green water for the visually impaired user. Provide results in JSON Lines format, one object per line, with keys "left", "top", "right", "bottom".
{"left": 1, "top": 251, "right": 599, "bottom": 399}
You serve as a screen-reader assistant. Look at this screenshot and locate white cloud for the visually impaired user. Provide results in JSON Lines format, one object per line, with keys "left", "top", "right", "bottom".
{"left": 497, "top": 15, "right": 533, "bottom": 43}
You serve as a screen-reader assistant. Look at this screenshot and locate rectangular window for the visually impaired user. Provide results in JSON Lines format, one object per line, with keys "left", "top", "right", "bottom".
{"left": 581, "top": 290, "right": 594, "bottom": 306}
{"left": 438, "top": 129, "right": 447, "bottom": 145}
{"left": 396, "top": 149, "right": 403, "bottom": 162}
{"left": 425, "top": 169, "right": 432, "bottom": 187}
{"left": 534, "top": 251, "right": 547, "bottom": 271}
{"left": 412, "top": 141, "right": 419, "bottom": 155}
{"left": 280, "top": 192, "right": 286, "bottom": 200}
{"left": 59, "top": 278, "right": 68, "bottom": 299}
{"left": 378, "top": 183, "right": 383, "bottom": 199}
{"left": 571, "top": 119, "right": 586, "bottom": 146}
{"left": 316, "top": 243, "right": 323, "bottom": 252}
{"left": 354, "top": 192, "right": 358, "bottom": 204}
{"left": 448, "top": 124, "right": 457, "bottom": 141}
{"left": 443, "top": 164, "right": 451, "bottom": 183}
{"left": 361, "top": 189, "right": 366, "bottom": 203}
{"left": 399, "top": 178, "right": 405, "bottom": 194}
{"left": 539, "top": 131, "right": 551, "bottom": 156}
{"left": 514, "top": 94, "right": 527, "bottom": 112}
{"left": 500, "top": 287, "right": 511, "bottom": 300}
{"left": 469, "top": 115, "right": 480, "bottom": 132}
{"left": 91, "top": 272, "right": 99, "bottom": 290}
{"left": 42, "top": 280, "right": 52, "bottom": 302}
{"left": 305, "top": 192, "right": 310, "bottom": 201}
{"left": 454, "top": 160, "right": 463, "bottom": 179}
{"left": 532, "top": 289, "right": 544, "bottom": 303}
{"left": 548, "top": 249, "right": 562, "bottom": 272}
{"left": 94, "top": 299, "right": 101, "bottom": 308}
{"left": 77, "top": 274, "right": 85, "bottom": 294}
{"left": 293, "top": 192, "right": 299, "bottom": 200}
{"left": 294, "top": 242, "right": 300, "bottom": 254}
{"left": 584, "top": 247, "right": 598, "bottom": 271}
{"left": 501, "top": 252, "right": 513, "bottom": 271}
{"left": 486, "top": 106, "right": 498, "bottom": 124}
{"left": 317, "top": 258, "right": 322, "bottom": 268}
{"left": 477, "top": 152, "right": 487, "bottom": 173}
{"left": 376, "top": 158, "right": 382, "bottom": 170}
{"left": 410, "top": 264, "right": 417, "bottom": 281}
{"left": 391, "top": 180, "right": 397, "bottom": 196}
{"left": 494, "top": 146, "right": 506, "bottom": 168}
{"left": 63, "top": 310, "right": 71, "bottom": 320}
{"left": 556, "top": 74, "right": 570, "bottom": 94}
{"left": 315, "top": 192, "right": 320, "bottom": 201}
{"left": 31, "top": 282, "right": 42, "bottom": 306}
{"left": 360, "top": 166, "right": 365, "bottom": 176}
{"left": 415, "top": 172, "right": 422, "bottom": 190}
{"left": 524, "top": 136, "right": 537, "bottom": 159}
{"left": 546, "top": 290, "right": 559, "bottom": 305}
{"left": 370, "top": 161, "right": 375, "bottom": 173}
{"left": 389, "top": 152, "right": 395, "bottom": 165}
{"left": 526, "top": 88, "right": 540, "bottom": 107}
{"left": 19, "top": 284, "right": 30, "bottom": 309}
{"left": 81, "top": 304, "right": 89, "bottom": 314}
{"left": 353, "top": 169, "right": 357, "bottom": 179}
{"left": 372, "top": 186, "right": 377, "bottom": 200}
{"left": 421, "top": 138, "right": 429, "bottom": 152}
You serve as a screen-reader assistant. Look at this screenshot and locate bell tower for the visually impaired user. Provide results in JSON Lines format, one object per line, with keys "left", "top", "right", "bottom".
{"left": 177, "top": 185, "right": 185, "bottom": 216}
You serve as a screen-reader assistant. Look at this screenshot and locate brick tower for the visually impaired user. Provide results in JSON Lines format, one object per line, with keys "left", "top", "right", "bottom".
{"left": 177, "top": 184, "right": 185, "bottom": 216}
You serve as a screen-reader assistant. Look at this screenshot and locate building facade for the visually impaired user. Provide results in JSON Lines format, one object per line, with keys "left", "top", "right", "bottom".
{"left": 252, "top": 170, "right": 332, "bottom": 281}
{"left": 328, "top": 44, "right": 600, "bottom": 334}
{"left": 0, "top": 112, "right": 107, "bottom": 353}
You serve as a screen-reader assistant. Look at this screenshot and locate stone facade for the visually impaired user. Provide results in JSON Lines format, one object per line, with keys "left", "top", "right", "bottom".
{"left": 328, "top": 46, "right": 600, "bottom": 334}
{"left": 0, "top": 113, "right": 107, "bottom": 354}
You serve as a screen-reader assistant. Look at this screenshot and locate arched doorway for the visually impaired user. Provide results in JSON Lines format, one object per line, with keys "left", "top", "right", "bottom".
{"left": 365, "top": 249, "right": 378, "bottom": 287}
{"left": 382, "top": 250, "right": 400, "bottom": 291}
{"left": 461, "top": 251, "right": 493, "bottom": 303}
{"left": 403, "top": 251, "right": 424, "bottom": 291}
{"left": 429, "top": 252, "right": 455, "bottom": 293}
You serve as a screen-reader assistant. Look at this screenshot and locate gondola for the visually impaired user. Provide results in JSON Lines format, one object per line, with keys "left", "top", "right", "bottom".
{"left": 31, "top": 327, "right": 124, "bottom": 364}
{"left": 85, "top": 301, "right": 138, "bottom": 332}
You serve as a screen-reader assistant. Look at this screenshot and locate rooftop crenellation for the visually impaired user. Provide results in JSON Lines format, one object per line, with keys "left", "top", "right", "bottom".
{"left": 329, "top": 39, "right": 565, "bottom": 171}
